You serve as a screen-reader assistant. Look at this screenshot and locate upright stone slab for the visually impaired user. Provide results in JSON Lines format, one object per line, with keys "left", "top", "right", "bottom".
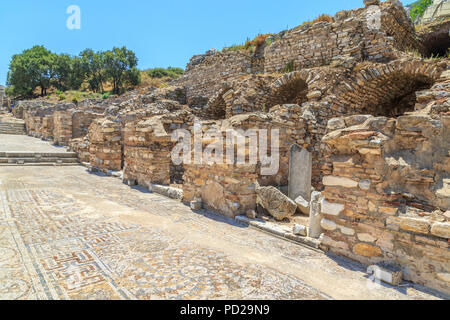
{"left": 308, "top": 191, "right": 324, "bottom": 239}
{"left": 288, "top": 144, "right": 312, "bottom": 202}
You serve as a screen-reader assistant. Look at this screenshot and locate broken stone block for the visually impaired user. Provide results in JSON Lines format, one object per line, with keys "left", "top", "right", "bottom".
{"left": 190, "top": 199, "right": 203, "bottom": 211}
{"left": 327, "top": 118, "right": 346, "bottom": 131}
{"left": 430, "top": 222, "right": 450, "bottom": 239}
{"left": 294, "top": 195, "right": 310, "bottom": 215}
{"left": 293, "top": 224, "right": 307, "bottom": 236}
{"left": 367, "top": 263, "right": 402, "bottom": 286}
{"left": 150, "top": 184, "right": 183, "bottom": 201}
{"left": 308, "top": 191, "right": 324, "bottom": 239}
{"left": 256, "top": 185, "right": 297, "bottom": 221}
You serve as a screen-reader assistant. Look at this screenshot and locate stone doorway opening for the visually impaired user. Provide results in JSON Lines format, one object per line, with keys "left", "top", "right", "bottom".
{"left": 170, "top": 163, "right": 185, "bottom": 186}
{"left": 420, "top": 21, "right": 450, "bottom": 58}
{"left": 335, "top": 66, "right": 437, "bottom": 118}
{"left": 269, "top": 75, "right": 309, "bottom": 106}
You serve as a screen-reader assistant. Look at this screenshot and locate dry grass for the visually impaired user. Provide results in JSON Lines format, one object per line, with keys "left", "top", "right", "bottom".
{"left": 139, "top": 71, "right": 176, "bottom": 89}
{"left": 223, "top": 34, "right": 272, "bottom": 53}
{"left": 312, "top": 14, "right": 334, "bottom": 24}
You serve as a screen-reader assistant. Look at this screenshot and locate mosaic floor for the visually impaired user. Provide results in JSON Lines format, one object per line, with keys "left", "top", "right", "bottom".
{"left": 0, "top": 165, "right": 446, "bottom": 300}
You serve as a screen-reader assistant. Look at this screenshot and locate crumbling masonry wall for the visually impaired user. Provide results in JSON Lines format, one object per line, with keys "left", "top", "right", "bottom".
{"left": 320, "top": 114, "right": 450, "bottom": 294}
{"left": 183, "top": 106, "right": 308, "bottom": 217}
{"left": 89, "top": 119, "right": 122, "bottom": 171}
{"left": 123, "top": 111, "right": 194, "bottom": 186}
{"left": 176, "top": 0, "right": 423, "bottom": 105}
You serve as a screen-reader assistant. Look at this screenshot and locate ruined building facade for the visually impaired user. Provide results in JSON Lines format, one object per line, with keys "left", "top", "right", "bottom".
{"left": 10, "top": 0, "right": 450, "bottom": 294}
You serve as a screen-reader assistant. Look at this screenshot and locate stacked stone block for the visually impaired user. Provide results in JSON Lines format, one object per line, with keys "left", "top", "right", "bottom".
{"left": 89, "top": 118, "right": 122, "bottom": 171}
{"left": 123, "top": 111, "right": 194, "bottom": 186}
{"left": 320, "top": 114, "right": 450, "bottom": 294}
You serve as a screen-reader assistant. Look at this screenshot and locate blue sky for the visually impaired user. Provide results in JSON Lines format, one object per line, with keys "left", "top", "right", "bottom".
{"left": 0, "top": 0, "right": 414, "bottom": 86}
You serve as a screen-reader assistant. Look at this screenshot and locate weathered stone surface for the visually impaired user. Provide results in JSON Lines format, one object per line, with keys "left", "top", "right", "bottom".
{"left": 149, "top": 184, "right": 183, "bottom": 201}
{"left": 288, "top": 144, "right": 312, "bottom": 202}
{"left": 358, "top": 179, "right": 371, "bottom": 191}
{"left": 308, "top": 191, "right": 324, "bottom": 239}
{"left": 190, "top": 199, "right": 203, "bottom": 210}
{"left": 399, "top": 217, "right": 430, "bottom": 235}
{"left": 323, "top": 176, "right": 358, "bottom": 188}
{"left": 339, "top": 225, "right": 355, "bottom": 236}
{"left": 321, "top": 199, "right": 345, "bottom": 216}
{"left": 295, "top": 195, "right": 310, "bottom": 215}
{"left": 357, "top": 233, "right": 378, "bottom": 243}
{"left": 328, "top": 118, "right": 346, "bottom": 131}
{"left": 319, "top": 234, "right": 349, "bottom": 251}
{"left": 436, "top": 273, "right": 450, "bottom": 284}
{"left": 368, "top": 263, "right": 402, "bottom": 286}
{"left": 246, "top": 210, "right": 257, "bottom": 219}
{"left": 321, "top": 218, "right": 337, "bottom": 231}
{"left": 431, "top": 222, "right": 450, "bottom": 239}
{"left": 364, "top": 0, "right": 380, "bottom": 7}
{"left": 353, "top": 243, "right": 382, "bottom": 257}
{"left": 293, "top": 224, "right": 307, "bottom": 236}
{"left": 256, "top": 185, "right": 297, "bottom": 221}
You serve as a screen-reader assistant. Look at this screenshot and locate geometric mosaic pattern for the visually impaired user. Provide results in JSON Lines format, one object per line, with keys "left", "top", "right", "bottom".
{"left": 0, "top": 186, "right": 328, "bottom": 300}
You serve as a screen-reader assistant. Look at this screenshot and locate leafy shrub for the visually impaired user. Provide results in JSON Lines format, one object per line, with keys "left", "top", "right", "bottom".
{"left": 147, "top": 67, "right": 184, "bottom": 79}
{"left": 282, "top": 61, "right": 295, "bottom": 73}
{"left": 409, "top": 0, "right": 433, "bottom": 21}
{"left": 102, "top": 92, "right": 114, "bottom": 99}
{"left": 58, "top": 94, "right": 66, "bottom": 101}
{"left": 222, "top": 44, "right": 246, "bottom": 52}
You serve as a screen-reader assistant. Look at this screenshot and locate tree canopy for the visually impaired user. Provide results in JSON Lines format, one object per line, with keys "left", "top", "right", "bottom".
{"left": 409, "top": 0, "right": 433, "bottom": 22}
{"left": 6, "top": 45, "right": 141, "bottom": 98}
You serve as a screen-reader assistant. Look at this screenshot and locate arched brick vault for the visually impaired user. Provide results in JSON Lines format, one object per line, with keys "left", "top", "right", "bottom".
{"left": 204, "top": 86, "right": 232, "bottom": 119}
{"left": 203, "top": 71, "right": 321, "bottom": 120}
{"left": 268, "top": 71, "right": 310, "bottom": 106}
{"left": 331, "top": 60, "right": 444, "bottom": 118}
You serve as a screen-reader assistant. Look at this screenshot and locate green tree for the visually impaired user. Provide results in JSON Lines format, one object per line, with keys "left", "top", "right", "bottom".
{"left": 53, "top": 54, "right": 84, "bottom": 91}
{"left": 104, "top": 46, "right": 140, "bottom": 94}
{"left": 80, "top": 49, "right": 105, "bottom": 92}
{"left": 409, "top": 0, "right": 433, "bottom": 22}
{"left": 6, "top": 45, "right": 56, "bottom": 97}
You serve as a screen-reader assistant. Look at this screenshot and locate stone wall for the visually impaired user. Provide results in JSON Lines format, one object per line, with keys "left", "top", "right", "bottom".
{"left": 89, "top": 118, "right": 122, "bottom": 171}
{"left": 320, "top": 113, "right": 450, "bottom": 294}
{"left": 41, "top": 115, "right": 54, "bottom": 140}
{"left": 174, "top": 50, "right": 255, "bottom": 107}
{"left": 183, "top": 106, "right": 308, "bottom": 217}
{"left": 53, "top": 111, "right": 73, "bottom": 146}
{"left": 175, "top": 0, "right": 423, "bottom": 106}
{"left": 123, "top": 110, "right": 194, "bottom": 186}
{"left": 69, "top": 136, "right": 90, "bottom": 163}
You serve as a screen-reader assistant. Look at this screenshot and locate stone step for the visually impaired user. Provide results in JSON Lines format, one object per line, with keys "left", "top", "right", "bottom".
{"left": 0, "top": 157, "right": 78, "bottom": 164}
{"left": 0, "top": 163, "right": 80, "bottom": 167}
{"left": 0, "top": 151, "right": 77, "bottom": 158}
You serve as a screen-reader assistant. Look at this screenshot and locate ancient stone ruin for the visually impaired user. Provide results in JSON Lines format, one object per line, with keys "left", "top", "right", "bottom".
{"left": 5, "top": 0, "right": 449, "bottom": 294}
